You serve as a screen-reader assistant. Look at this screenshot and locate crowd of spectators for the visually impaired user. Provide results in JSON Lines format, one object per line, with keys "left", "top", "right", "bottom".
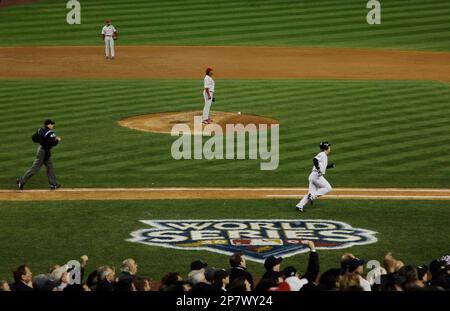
{"left": 1, "top": 241, "right": 449, "bottom": 292}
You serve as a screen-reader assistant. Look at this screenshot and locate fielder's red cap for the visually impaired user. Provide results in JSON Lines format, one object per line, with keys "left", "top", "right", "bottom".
{"left": 206, "top": 67, "right": 213, "bottom": 74}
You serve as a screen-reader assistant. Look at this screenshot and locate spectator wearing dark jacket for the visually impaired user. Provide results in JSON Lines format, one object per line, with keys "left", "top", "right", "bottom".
{"left": 228, "top": 253, "right": 254, "bottom": 290}
{"left": 116, "top": 258, "right": 137, "bottom": 291}
{"left": 159, "top": 272, "right": 183, "bottom": 291}
{"left": 301, "top": 241, "right": 320, "bottom": 283}
{"left": 96, "top": 266, "right": 115, "bottom": 292}
{"left": 229, "top": 276, "right": 251, "bottom": 291}
{"left": 295, "top": 241, "right": 321, "bottom": 291}
{"left": 261, "top": 256, "right": 283, "bottom": 280}
{"left": 10, "top": 265, "right": 34, "bottom": 292}
{"left": 131, "top": 277, "right": 152, "bottom": 291}
{"left": 213, "top": 269, "right": 230, "bottom": 291}
{"left": 428, "top": 257, "right": 450, "bottom": 289}
{"left": 318, "top": 268, "right": 341, "bottom": 291}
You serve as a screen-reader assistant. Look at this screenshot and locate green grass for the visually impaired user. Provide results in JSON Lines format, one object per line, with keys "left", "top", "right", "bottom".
{"left": 1, "top": 0, "right": 450, "bottom": 50}
{"left": 0, "top": 199, "right": 448, "bottom": 282}
{"left": 1, "top": 79, "right": 450, "bottom": 189}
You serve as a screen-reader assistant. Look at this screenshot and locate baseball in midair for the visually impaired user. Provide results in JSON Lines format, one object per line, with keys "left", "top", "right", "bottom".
{"left": 238, "top": 111, "right": 241, "bottom": 115}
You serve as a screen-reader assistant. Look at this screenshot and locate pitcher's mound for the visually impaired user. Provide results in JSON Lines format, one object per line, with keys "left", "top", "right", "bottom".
{"left": 118, "top": 111, "right": 279, "bottom": 135}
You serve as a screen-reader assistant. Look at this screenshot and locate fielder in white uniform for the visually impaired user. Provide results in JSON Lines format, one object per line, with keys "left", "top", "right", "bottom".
{"left": 202, "top": 67, "right": 215, "bottom": 124}
{"left": 296, "top": 141, "right": 335, "bottom": 212}
{"left": 101, "top": 20, "right": 118, "bottom": 59}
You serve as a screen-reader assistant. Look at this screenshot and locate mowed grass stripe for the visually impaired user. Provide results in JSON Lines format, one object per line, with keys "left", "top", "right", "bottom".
{"left": 286, "top": 109, "right": 450, "bottom": 149}
{"left": 0, "top": 0, "right": 305, "bottom": 27}
{"left": 281, "top": 122, "right": 449, "bottom": 166}
{"left": 332, "top": 125, "right": 450, "bottom": 157}
{"left": 283, "top": 112, "right": 450, "bottom": 145}
{"left": 196, "top": 20, "right": 449, "bottom": 45}
{"left": 334, "top": 119, "right": 450, "bottom": 156}
{"left": 269, "top": 85, "right": 442, "bottom": 121}
{"left": 0, "top": 10, "right": 432, "bottom": 26}
{"left": 0, "top": 0, "right": 450, "bottom": 50}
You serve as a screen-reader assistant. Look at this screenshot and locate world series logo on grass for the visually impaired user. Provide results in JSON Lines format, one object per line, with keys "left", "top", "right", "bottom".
{"left": 128, "top": 219, "right": 377, "bottom": 263}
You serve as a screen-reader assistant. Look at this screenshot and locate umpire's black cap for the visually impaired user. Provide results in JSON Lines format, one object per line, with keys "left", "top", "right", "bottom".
{"left": 44, "top": 119, "right": 55, "bottom": 125}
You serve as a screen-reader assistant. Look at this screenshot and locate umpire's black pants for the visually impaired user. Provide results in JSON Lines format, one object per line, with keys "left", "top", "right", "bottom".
{"left": 20, "top": 146, "right": 57, "bottom": 185}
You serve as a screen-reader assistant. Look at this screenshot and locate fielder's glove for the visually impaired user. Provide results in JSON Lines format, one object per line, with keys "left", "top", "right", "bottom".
{"left": 212, "top": 97, "right": 216, "bottom": 102}
{"left": 327, "top": 163, "right": 335, "bottom": 169}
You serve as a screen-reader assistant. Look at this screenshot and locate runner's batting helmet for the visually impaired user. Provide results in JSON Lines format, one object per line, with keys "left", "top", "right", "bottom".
{"left": 319, "top": 141, "right": 331, "bottom": 151}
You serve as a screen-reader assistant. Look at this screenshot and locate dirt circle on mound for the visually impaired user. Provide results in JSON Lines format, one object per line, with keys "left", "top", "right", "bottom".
{"left": 118, "top": 111, "right": 279, "bottom": 135}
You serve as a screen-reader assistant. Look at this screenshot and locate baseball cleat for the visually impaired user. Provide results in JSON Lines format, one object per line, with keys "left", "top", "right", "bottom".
{"left": 295, "top": 205, "right": 304, "bottom": 212}
{"left": 50, "top": 184, "right": 61, "bottom": 190}
{"left": 16, "top": 178, "right": 24, "bottom": 190}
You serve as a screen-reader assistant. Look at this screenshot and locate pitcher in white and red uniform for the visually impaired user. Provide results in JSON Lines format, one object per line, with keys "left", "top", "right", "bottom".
{"left": 202, "top": 67, "right": 215, "bottom": 124}
{"left": 101, "top": 20, "right": 118, "bottom": 59}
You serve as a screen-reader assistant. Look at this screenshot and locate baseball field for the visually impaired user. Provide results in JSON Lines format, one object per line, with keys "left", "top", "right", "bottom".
{"left": 0, "top": 0, "right": 449, "bottom": 285}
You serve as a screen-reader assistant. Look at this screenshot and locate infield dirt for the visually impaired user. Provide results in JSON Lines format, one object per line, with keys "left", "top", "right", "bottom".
{"left": 1, "top": 46, "right": 450, "bottom": 81}
{"left": 1, "top": 188, "right": 450, "bottom": 201}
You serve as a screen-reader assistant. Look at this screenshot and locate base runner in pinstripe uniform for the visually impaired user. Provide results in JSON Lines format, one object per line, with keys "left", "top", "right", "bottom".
{"left": 296, "top": 141, "right": 335, "bottom": 212}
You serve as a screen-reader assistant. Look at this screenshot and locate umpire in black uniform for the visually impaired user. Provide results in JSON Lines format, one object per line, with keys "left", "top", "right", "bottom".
{"left": 17, "top": 119, "right": 61, "bottom": 190}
